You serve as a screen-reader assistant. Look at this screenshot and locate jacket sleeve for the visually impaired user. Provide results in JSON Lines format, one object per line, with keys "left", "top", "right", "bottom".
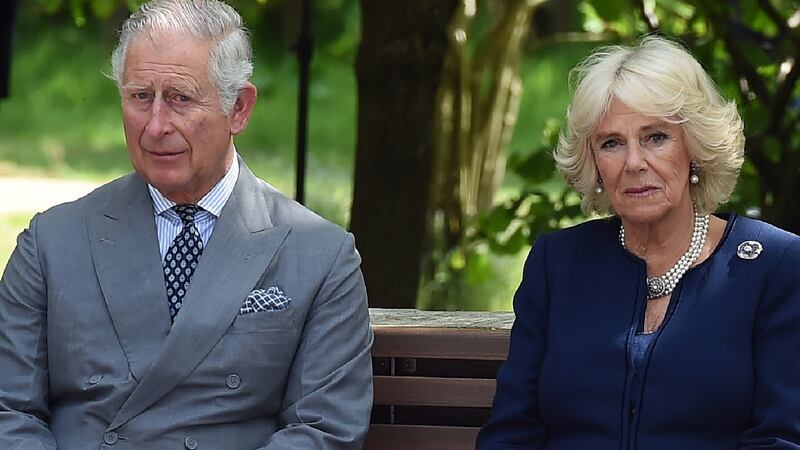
{"left": 0, "top": 215, "right": 58, "bottom": 449}
{"left": 476, "top": 234, "right": 551, "bottom": 449}
{"left": 259, "top": 232, "right": 373, "bottom": 450}
{"left": 740, "top": 236, "right": 800, "bottom": 449}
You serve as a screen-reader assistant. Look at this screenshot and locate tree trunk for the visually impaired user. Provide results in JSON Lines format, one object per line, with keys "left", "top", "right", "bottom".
{"left": 351, "top": 0, "right": 459, "bottom": 308}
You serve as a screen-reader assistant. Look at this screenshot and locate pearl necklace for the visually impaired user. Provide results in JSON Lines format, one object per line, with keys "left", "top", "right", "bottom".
{"left": 619, "top": 209, "right": 710, "bottom": 300}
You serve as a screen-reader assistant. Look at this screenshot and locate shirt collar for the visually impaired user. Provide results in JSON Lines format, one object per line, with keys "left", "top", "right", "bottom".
{"left": 148, "top": 153, "right": 240, "bottom": 218}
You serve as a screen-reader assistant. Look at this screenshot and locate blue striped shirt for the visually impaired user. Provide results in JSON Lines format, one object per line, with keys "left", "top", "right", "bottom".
{"left": 148, "top": 155, "right": 240, "bottom": 260}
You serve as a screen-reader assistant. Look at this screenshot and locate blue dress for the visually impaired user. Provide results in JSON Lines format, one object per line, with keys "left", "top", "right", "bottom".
{"left": 476, "top": 214, "right": 800, "bottom": 450}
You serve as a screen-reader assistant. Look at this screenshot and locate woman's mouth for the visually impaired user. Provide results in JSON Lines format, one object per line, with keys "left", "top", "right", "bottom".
{"left": 624, "top": 185, "right": 659, "bottom": 197}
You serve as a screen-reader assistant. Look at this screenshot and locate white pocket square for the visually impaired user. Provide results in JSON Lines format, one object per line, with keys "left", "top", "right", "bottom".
{"left": 240, "top": 287, "right": 292, "bottom": 314}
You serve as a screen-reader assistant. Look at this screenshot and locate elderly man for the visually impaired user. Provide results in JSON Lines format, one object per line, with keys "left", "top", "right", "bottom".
{"left": 0, "top": 1, "right": 373, "bottom": 449}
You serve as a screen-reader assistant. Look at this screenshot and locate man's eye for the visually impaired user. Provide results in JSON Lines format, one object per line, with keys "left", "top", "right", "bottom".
{"left": 174, "top": 94, "right": 191, "bottom": 103}
{"left": 132, "top": 92, "right": 150, "bottom": 100}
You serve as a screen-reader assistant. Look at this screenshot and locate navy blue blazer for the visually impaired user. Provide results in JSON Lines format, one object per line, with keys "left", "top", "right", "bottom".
{"left": 477, "top": 214, "right": 800, "bottom": 450}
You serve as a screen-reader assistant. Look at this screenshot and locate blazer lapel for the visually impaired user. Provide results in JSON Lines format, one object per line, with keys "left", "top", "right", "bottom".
{"left": 87, "top": 174, "right": 172, "bottom": 382}
{"left": 109, "top": 163, "right": 291, "bottom": 430}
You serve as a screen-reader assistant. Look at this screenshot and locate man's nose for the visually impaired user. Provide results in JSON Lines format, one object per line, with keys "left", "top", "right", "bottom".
{"left": 143, "top": 97, "right": 173, "bottom": 138}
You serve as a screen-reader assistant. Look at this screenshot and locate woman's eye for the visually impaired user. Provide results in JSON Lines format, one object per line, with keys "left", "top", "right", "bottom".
{"left": 600, "top": 139, "right": 619, "bottom": 150}
{"left": 647, "top": 132, "right": 668, "bottom": 144}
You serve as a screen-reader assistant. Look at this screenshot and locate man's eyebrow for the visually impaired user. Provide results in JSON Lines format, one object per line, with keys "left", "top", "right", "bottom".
{"left": 120, "top": 81, "right": 203, "bottom": 99}
{"left": 167, "top": 83, "right": 202, "bottom": 97}
{"left": 121, "top": 82, "right": 149, "bottom": 91}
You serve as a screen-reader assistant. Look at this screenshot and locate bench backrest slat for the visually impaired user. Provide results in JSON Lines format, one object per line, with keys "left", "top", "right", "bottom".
{"left": 365, "top": 424, "right": 479, "bottom": 450}
{"left": 371, "top": 327, "right": 510, "bottom": 360}
{"left": 373, "top": 375, "right": 496, "bottom": 408}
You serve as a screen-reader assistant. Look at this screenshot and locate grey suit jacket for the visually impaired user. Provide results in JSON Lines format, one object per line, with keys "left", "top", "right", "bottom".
{"left": 0, "top": 160, "right": 374, "bottom": 449}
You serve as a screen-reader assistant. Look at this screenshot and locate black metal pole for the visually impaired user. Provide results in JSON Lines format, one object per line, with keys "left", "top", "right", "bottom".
{"left": 293, "top": 0, "right": 314, "bottom": 204}
{"left": 0, "top": 0, "right": 19, "bottom": 99}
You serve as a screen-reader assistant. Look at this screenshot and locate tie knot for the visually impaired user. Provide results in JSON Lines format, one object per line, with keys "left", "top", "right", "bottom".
{"left": 173, "top": 204, "right": 199, "bottom": 225}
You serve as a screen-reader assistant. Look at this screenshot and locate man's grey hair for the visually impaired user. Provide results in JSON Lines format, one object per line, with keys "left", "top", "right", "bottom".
{"left": 110, "top": 0, "right": 253, "bottom": 115}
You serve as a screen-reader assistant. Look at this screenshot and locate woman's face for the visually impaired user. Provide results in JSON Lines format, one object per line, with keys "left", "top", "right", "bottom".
{"left": 590, "top": 99, "right": 693, "bottom": 225}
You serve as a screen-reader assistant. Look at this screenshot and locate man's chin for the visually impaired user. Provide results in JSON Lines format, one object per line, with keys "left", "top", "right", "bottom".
{"left": 144, "top": 175, "right": 196, "bottom": 202}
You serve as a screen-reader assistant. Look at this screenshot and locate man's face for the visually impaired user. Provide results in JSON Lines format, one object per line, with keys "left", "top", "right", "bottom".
{"left": 120, "top": 31, "right": 237, "bottom": 204}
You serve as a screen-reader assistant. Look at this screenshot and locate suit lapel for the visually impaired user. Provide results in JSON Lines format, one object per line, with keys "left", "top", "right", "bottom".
{"left": 87, "top": 174, "right": 172, "bottom": 382}
{"left": 109, "top": 163, "right": 291, "bottom": 429}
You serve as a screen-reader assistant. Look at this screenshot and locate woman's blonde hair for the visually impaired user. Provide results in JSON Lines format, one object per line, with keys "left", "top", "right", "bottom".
{"left": 553, "top": 35, "right": 745, "bottom": 214}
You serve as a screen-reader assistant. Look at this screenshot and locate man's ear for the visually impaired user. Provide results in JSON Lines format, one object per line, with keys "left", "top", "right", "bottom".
{"left": 230, "top": 81, "right": 258, "bottom": 136}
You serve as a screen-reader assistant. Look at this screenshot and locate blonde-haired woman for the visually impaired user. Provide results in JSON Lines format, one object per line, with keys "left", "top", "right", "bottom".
{"left": 477, "top": 36, "right": 800, "bottom": 450}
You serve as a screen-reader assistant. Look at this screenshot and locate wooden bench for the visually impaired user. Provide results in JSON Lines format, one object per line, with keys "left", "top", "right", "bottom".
{"left": 366, "top": 309, "right": 514, "bottom": 450}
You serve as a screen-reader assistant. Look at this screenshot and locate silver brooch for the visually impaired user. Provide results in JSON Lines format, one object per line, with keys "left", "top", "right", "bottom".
{"left": 647, "top": 278, "right": 666, "bottom": 299}
{"left": 737, "top": 240, "right": 763, "bottom": 260}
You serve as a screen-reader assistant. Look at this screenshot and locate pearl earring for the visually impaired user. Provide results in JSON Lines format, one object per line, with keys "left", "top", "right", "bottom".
{"left": 689, "top": 161, "right": 700, "bottom": 184}
{"left": 595, "top": 178, "right": 604, "bottom": 194}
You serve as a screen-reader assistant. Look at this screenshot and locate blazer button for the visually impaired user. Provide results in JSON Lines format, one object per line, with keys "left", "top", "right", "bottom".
{"left": 88, "top": 374, "right": 103, "bottom": 385}
{"left": 184, "top": 436, "right": 198, "bottom": 449}
{"left": 226, "top": 374, "right": 241, "bottom": 389}
{"left": 103, "top": 431, "right": 118, "bottom": 445}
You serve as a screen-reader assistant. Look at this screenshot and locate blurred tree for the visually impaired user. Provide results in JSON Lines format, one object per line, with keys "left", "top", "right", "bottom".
{"left": 351, "top": 0, "right": 552, "bottom": 309}
{"left": 421, "top": 0, "right": 548, "bottom": 310}
{"left": 433, "top": 0, "right": 546, "bottom": 251}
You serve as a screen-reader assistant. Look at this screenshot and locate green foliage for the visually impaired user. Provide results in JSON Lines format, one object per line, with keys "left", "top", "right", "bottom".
{"left": 468, "top": 38, "right": 595, "bottom": 269}
{"left": 25, "top": 0, "right": 139, "bottom": 23}
{"left": 417, "top": 242, "right": 526, "bottom": 311}
{"left": 21, "top": 0, "right": 362, "bottom": 63}
{"left": 476, "top": 117, "right": 584, "bottom": 256}
{"left": 588, "top": 0, "right": 625, "bottom": 22}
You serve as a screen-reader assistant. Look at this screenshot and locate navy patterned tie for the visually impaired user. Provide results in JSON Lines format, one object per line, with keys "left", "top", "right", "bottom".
{"left": 163, "top": 204, "right": 204, "bottom": 322}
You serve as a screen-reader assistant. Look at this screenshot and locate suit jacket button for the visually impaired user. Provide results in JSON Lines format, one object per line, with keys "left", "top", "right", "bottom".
{"left": 226, "top": 374, "right": 241, "bottom": 389}
{"left": 185, "top": 436, "right": 198, "bottom": 449}
{"left": 103, "top": 431, "right": 118, "bottom": 445}
{"left": 88, "top": 374, "right": 103, "bottom": 385}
